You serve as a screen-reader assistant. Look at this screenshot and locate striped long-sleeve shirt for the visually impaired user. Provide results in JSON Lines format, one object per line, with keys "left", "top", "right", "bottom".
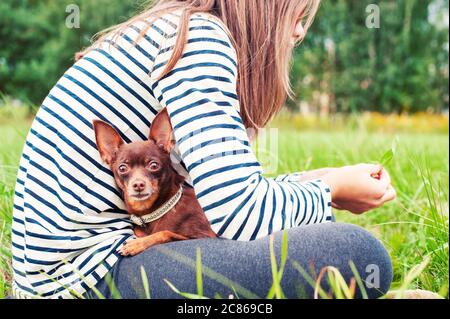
{"left": 11, "top": 12, "right": 332, "bottom": 299}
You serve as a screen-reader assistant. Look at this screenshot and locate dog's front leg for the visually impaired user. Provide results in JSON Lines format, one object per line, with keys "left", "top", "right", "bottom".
{"left": 118, "top": 231, "right": 189, "bottom": 256}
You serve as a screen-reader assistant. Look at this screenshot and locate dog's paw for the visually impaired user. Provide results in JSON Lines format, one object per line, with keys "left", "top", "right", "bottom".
{"left": 117, "top": 238, "right": 147, "bottom": 256}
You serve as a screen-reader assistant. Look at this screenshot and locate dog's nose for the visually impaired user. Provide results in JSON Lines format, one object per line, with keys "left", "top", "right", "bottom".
{"left": 132, "top": 180, "right": 146, "bottom": 193}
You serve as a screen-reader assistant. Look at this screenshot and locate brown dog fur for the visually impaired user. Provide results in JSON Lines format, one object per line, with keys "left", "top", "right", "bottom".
{"left": 93, "top": 108, "right": 216, "bottom": 256}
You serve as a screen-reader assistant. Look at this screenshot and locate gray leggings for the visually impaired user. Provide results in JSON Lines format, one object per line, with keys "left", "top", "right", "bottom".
{"left": 86, "top": 222, "right": 392, "bottom": 299}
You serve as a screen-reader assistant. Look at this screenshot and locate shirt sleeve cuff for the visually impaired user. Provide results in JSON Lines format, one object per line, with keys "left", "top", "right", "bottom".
{"left": 313, "top": 178, "right": 333, "bottom": 222}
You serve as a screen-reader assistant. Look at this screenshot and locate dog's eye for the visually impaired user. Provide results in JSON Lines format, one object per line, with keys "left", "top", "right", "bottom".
{"left": 118, "top": 164, "right": 129, "bottom": 174}
{"left": 148, "top": 161, "right": 160, "bottom": 171}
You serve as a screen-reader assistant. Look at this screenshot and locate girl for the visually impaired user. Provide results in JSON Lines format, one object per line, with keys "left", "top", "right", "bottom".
{"left": 11, "top": 0, "right": 395, "bottom": 299}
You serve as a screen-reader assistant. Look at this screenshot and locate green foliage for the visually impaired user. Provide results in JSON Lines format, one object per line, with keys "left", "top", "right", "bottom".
{"left": 0, "top": 115, "right": 448, "bottom": 298}
{"left": 0, "top": 0, "right": 147, "bottom": 106}
{"left": 379, "top": 136, "right": 398, "bottom": 166}
{"left": 290, "top": 0, "right": 449, "bottom": 113}
{"left": 0, "top": 0, "right": 448, "bottom": 112}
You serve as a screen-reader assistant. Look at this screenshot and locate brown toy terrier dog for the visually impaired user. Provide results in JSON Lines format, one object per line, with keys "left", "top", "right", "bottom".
{"left": 93, "top": 108, "right": 216, "bottom": 256}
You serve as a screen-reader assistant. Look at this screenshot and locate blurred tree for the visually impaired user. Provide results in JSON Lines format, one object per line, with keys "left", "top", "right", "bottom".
{"left": 0, "top": 0, "right": 448, "bottom": 113}
{"left": 290, "top": 0, "right": 449, "bottom": 114}
{"left": 0, "top": 0, "right": 146, "bottom": 106}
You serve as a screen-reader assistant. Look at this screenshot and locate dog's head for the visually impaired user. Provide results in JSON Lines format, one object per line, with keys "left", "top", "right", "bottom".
{"left": 93, "top": 108, "right": 183, "bottom": 215}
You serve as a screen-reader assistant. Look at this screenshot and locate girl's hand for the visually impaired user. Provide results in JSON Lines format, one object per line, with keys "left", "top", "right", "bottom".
{"left": 321, "top": 163, "right": 396, "bottom": 214}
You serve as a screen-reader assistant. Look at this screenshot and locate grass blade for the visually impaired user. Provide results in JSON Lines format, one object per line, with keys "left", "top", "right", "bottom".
{"left": 196, "top": 248, "right": 203, "bottom": 298}
{"left": 348, "top": 261, "right": 368, "bottom": 299}
{"left": 268, "top": 234, "right": 285, "bottom": 299}
{"left": 266, "top": 230, "right": 288, "bottom": 298}
{"left": 164, "top": 279, "right": 209, "bottom": 299}
{"left": 140, "top": 266, "right": 151, "bottom": 299}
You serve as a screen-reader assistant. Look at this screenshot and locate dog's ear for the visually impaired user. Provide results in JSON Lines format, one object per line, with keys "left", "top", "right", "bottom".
{"left": 149, "top": 108, "right": 175, "bottom": 153}
{"left": 93, "top": 120, "right": 124, "bottom": 165}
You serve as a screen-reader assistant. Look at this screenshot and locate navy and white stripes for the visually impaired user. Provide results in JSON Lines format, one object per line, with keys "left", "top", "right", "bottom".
{"left": 12, "top": 12, "right": 332, "bottom": 299}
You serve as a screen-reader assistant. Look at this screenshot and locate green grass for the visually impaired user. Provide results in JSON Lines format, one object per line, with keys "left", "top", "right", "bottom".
{"left": 0, "top": 119, "right": 28, "bottom": 298}
{"left": 270, "top": 125, "right": 449, "bottom": 296}
{"left": 0, "top": 113, "right": 448, "bottom": 298}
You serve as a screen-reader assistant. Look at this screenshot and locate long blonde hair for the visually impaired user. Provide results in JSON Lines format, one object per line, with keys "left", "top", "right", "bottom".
{"left": 77, "top": 0, "right": 321, "bottom": 130}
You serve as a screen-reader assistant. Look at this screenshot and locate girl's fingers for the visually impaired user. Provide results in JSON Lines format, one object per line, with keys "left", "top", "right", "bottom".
{"left": 332, "top": 202, "right": 343, "bottom": 209}
{"left": 379, "top": 168, "right": 391, "bottom": 185}
{"left": 368, "top": 163, "right": 383, "bottom": 175}
{"left": 373, "top": 171, "right": 391, "bottom": 193}
{"left": 378, "top": 185, "right": 396, "bottom": 204}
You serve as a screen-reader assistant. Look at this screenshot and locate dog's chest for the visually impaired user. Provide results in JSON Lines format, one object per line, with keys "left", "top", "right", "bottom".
{"left": 142, "top": 196, "right": 200, "bottom": 232}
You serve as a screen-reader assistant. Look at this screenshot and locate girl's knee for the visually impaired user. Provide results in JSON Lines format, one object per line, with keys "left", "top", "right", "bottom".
{"left": 280, "top": 222, "right": 393, "bottom": 298}
{"left": 331, "top": 223, "right": 393, "bottom": 298}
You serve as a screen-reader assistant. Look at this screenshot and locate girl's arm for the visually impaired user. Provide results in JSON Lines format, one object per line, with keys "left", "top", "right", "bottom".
{"left": 275, "top": 168, "right": 334, "bottom": 182}
{"left": 152, "top": 20, "right": 332, "bottom": 240}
